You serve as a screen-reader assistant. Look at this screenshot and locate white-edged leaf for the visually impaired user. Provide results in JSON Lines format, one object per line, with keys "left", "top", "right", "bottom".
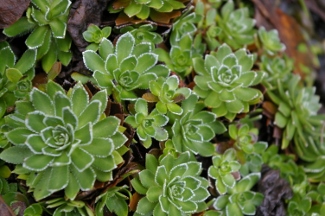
{"left": 31, "top": 88, "right": 54, "bottom": 115}
{"left": 71, "top": 147, "right": 94, "bottom": 172}
{"left": 42, "top": 41, "right": 57, "bottom": 73}
{"left": 93, "top": 116, "right": 120, "bottom": 137}
{"left": 70, "top": 82, "right": 89, "bottom": 116}
{"left": 25, "top": 111, "right": 46, "bottom": 132}
{"left": 0, "top": 145, "right": 33, "bottom": 164}
{"left": 23, "top": 154, "right": 53, "bottom": 171}
{"left": 65, "top": 172, "right": 80, "bottom": 200}
{"left": 3, "top": 17, "right": 36, "bottom": 37}
{"left": 83, "top": 50, "right": 106, "bottom": 73}
{"left": 26, "top": 26, "right": 49, "bottom": 49}
{"left": 14, "top": 49, "right": 37, "bottom": 73}
{"left": 116, "top": 32, "right": 135, "bottom": 62}
{"left": 49, "top": 19, "right": 66, "bottom": 38}
{"left": 48, "top": 165, "right": 69, "bottom": 191}
{"left": 71, "top": 166, "right": 96, "bottom": 190}
{"left": 78, "top": 100, "right": 101, "bottom": 129}
{"left": 99, "top": 38, "right": 114, "bottom": 58}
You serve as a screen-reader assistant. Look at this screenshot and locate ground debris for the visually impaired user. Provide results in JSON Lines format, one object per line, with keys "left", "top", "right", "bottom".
{"left": 68, "top": 0, "right": 110, "bottom": 52}
{"left": 256, "top": 165, "right": 293, "bottom": 216}
{"left": 0, "top": 0, "right": 30, "bottom": 29}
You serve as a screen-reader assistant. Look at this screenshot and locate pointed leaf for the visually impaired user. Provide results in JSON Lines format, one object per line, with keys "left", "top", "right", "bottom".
{"left": 6, "top": 128, "right": 33, "bottom": 145}
{"left": 14, "top": 49, "right": 37, "bottom": 74}
{"left": 71, "top": 166, "right": 95, "bottom": 190}
{"left": 135, "top": 53, "right": 158, "bottom": 72}
{"left": 65, "top": 173, "right": 80, "bottom": 200}
{"left": 78, "top": 101, "right": 101, "bottom": 129}
{"left": 71, "top": 148, "right": 94, "bottom": 172}
{"left": 42, "top": 41, "right": 57, "bottom": 73}
{"left": 93, "top": 116, "right": 119, "bottom": 137}
{"left": 82, "top": 138, "right": 114, "bottom": 157}
{"left": 31, "top": 88, "right": 54, "bottom": 115}
{"left": 3, "top": 17, "right": 36, "bottom": 37}
{"left": 71, "top": 83, "right": 89, "bottom": 116}
{"left": 48, "top": 165, "right": 69, "bottom": 191}
{"left": 116, "top": 33, "right": 135, "bottom": 62}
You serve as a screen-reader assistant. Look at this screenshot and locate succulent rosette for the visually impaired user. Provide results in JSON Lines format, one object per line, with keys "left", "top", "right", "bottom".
{"left": 125, "top": 98, "right": 169, "bottom": 148}
{"left": 0, "top": 41, "right": 36, "bottom": 119}
{"left": 0, "top": 81, "right": 128, "bottom": 201}
{"left": 258, "top": 27, "right": 286, "bottom": 56}
{"left": 131, "top": 152, "right": 210, "bottom": 215}
{"left": 268, "top": 74, "right": 325, "bottom": 151}
{"left": 260, "top": 55, "right": 293, "bottom": 90}
{"left": 208, "top": 148, "right": 241, "bottom": 195}
{"left": 217, "top": 1, "right": 256, "bottom": 49}
{"left": 193, "top": 43, "right": 265, "bottom": 121}
{"left": 83, "top": 32, "right": 169, "bottom": 101}
{"left": 149, "top": 75, "right": 191, "bottom": 115}
{"left": 168, "top": 94, "right": 226, "bottom": 156}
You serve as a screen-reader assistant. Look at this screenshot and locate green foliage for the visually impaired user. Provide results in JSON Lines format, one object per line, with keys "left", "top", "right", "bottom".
{"left": 287, "top": 194, "right": 311, "bottom": 216}
{"left": 0, "top": 178, "right": 30, "bottom": 215}
{"left": 1, "top": 0, "right": 325, "bottom": 215}
{"left": 193, "top": 43, "right": 265, "bottom": 121}
{"left": 208, "top": 148, "right": 241, "bottom": 195}
{"left": 170, "top": 9, "right": 202, "bottom": 43}
{"left": 258, "top": 27, "right": 286, "bottom": 55}
{"left": 155, "top": 9, "right": 204, "bottom": 77}
{"left": 167, "top": 94, "right": 226, "bottom": 156}
{"left": 213, "top": 173, "right": 264, "bottom": 216}
{"left": 131, "top": 152, "right": 210, "bottom": 215}
{"left": 0, "top": 160, "right": 11, "bottom": 178}
{"left": 268, "top": 74, "right": 324, "bottom": 149}
{"left": 109, "top": 0, "right": 186, "bottom": 20}
{"left": 307, "top": 183, "right": 325, "bottom": 214}
{"left": 46, "top": 198, "right": 94, "bottom": 216}
{"left": 83, "top": 24, "right": 112, "bottom": 51}
{"left": 24, "top": 203, "right": 43, "bottom": 216}
{"left": 239, "top": 141, "right": 268, "bottom": 175}
{"left": 195, "top": 0, "right": 222, "bottom": 51}
{"left": 0, "top": 177, "right": 16, "bottom": 195}
{"left": 83, "top": 32, "right": 169, "bottom": 101}
{"left": 95, "top": 185, "right": 130, "bottom": 216}
{"left": 125, "top": 98, "right": 169, "bottom": 148}
{"left": 216, "top": 1, "right": 256, "bottom": 49}
{"left": 0, "top": 81, "right": 127, "bottom": 200}
{"left": 3, "top": 0, "right": 72, "bottom": 73}
{"left": 263, "top": 146, "right": 303, "bottom": 185}
{"left": 0, "top": 42, "right": 36, "bottom": 119}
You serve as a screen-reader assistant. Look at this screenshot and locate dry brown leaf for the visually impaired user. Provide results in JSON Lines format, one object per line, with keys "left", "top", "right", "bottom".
{"left": 0, "top": 196, "right": 15, "bottom": 216}
{"left": 142, "top": 92, "right": 159, "bottom": 102}
{"left": 0, "top": 0, "right": 30, "bottom": 28}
